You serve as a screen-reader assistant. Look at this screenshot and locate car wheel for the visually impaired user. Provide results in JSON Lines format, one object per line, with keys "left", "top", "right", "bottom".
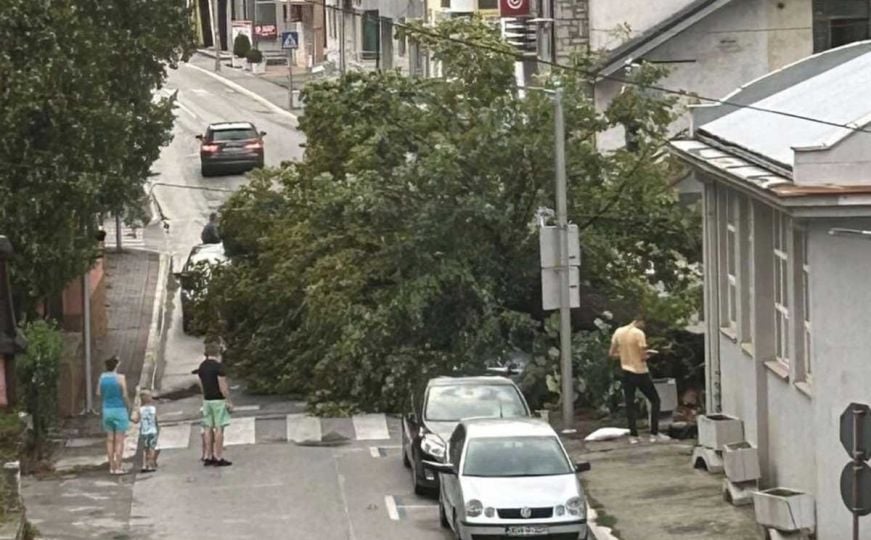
{"left": 401, "top": 435, "right": 411, "bottom": 469}
{"left": 438, "top": 499, "right": 449, "bottom": 529}
{"left": 411, "top": 450, "right": 426, "bottom": 496}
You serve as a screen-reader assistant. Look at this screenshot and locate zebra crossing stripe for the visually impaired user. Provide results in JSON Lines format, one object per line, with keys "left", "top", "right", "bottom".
{"left": 352, "top": 414, "right": 390, "bottom": 441}
{"left": 286, "top": 414, "right": 322, "bottom": 443}
{"left": 224, "top": 416, "right": 256, "bottom": 446}
{"left": 157, "top": 424, "right": 193, "bottom": 450}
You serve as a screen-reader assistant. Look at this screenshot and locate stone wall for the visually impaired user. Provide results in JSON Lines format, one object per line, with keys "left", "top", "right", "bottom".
{"left": 554, "top": 0, "right": 589, "bottom": 65}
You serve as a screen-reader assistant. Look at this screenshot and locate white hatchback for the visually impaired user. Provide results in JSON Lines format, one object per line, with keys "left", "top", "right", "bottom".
{"left": 426, "top": 418, "right": 590, "bottom": 540}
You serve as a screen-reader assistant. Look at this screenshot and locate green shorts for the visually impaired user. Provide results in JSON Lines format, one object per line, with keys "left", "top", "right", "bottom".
{"left": 202, "top": 400, "right": 231, "bottom": 429}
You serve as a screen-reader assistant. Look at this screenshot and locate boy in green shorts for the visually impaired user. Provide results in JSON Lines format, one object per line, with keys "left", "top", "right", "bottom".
{"left": 195, "top": 343, "right": 233, "bottom": 466}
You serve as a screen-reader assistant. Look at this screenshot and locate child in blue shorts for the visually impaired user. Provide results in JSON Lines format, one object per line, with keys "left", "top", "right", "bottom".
{"left": 133, "top": 391, "right": 160, "bottom": 473}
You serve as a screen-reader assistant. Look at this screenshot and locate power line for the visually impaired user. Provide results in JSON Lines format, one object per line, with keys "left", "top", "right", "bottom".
{"left": 313, "top": 0, "right": 871, "bottom": 135}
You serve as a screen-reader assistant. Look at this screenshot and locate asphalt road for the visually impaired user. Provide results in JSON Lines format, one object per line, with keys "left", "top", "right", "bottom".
{"left": 133, "top": 62, "right": 453, "bottom": 540}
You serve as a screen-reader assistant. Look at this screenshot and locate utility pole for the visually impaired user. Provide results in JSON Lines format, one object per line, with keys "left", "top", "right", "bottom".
{"left": 553, "top": 87, "right": 574, "bottom": 432}
{"left": 82, "top": 273, "right": 94, "bottom": 413}
{"left": 339, "top": 2, "right": 346, "bottom": 75}
{"left": 211, "top": 0, "right": 222, "bottom": 71}
{"left": 115, "top": 213, "right": 122, "bottom": 251}
{"left": 287, "top": 48, "right": 295, "bottom": 109}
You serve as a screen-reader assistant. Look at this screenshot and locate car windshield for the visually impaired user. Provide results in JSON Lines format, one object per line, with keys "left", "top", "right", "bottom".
{"left": 424, "top": 384, "right": 526, "bottom": 422}
{"left": 462, "top": 436, "right": 573, "bottom": 477}
{"left": 211, "top": 128, "right": 257, "bottom": 141}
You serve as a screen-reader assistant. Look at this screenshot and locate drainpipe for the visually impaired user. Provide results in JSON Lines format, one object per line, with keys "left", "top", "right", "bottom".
{"left": 703, "top": 185, "right": 722, "bottom": 413}
{"left": 83, "top": 271, "right": 94, "bottom": 414}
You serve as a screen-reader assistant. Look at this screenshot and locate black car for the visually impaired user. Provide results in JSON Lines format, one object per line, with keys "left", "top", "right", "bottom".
{"left": 175, "top": 242, "right": 227, "bottom": 334}
{"left": 401, "top": 376, "right": 531, "bottom": 495}
{"left": 197, "top": 122, "right": 266, "bottom": 177}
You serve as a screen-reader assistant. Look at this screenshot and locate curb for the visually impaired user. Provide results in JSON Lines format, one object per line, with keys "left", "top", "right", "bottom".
{"left": 586, "top": 503, "right": 619, "bottom": 540}
{"left": 184, "top": 59, "right": 298, "bottom": 122}
{"left": 140, "top": 252, "right": 171, "bottom": 393}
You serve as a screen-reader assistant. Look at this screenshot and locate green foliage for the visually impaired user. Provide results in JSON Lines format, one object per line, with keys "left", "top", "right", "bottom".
{"left": 16, "top": 320, "right": 62, "bottom": 456}
{"left": 233, "top": 33, "right": 252, "bottom": 58}
{"left": 0, "top": 0, "right": 195, "bottom": 313}
{"left": 198, "top": 17, "right": 701, "bottom": 413}
{"left": 0, "top": 412, "right": 22, "bottom": 463}
{"left": 246, "top": 48, "right": 263, "bottom": 64}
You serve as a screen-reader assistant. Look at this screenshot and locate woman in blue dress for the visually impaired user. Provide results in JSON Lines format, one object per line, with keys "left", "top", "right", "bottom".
{"left": 96, "top": 356, "right": 131, "bottom": 475}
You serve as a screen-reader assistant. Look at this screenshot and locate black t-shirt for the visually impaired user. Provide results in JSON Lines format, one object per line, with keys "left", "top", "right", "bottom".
{"left": 195, "top": 358, "right": 226, "bottom": 400}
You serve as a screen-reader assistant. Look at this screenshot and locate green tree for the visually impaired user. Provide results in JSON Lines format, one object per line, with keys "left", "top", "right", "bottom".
{"left": 198, "top": 16, "right": 701, "bottom": 413}
{"left": 16, "top": 320, "right": 62, "bottom": 459}
{"left": 0, "top": 0, "right": 194, "bottom": 313}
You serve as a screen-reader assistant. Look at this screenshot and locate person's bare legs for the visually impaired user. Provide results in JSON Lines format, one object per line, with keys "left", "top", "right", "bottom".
{"left": 106, "top": 434, "right": 116, "bottom": 473}
{"left": 200, "top": 429, "right": 207, "bottom": 460}
{"left": 203, "top": 427, "right": 215, "bottom": 461}
{"left": 213, "top": 427, "right": 224, "bottom": 460}
{"left": 113, "top": 433, "right": 126, "bottom": 473}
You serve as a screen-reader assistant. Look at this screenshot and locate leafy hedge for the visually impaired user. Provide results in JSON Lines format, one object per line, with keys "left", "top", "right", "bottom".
{"left": 16, "top": 320, "right": 62, "bottom": 457}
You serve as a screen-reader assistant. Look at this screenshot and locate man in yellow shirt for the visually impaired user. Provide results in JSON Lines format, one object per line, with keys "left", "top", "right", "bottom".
{"left": 609, "top": 316, "right": 667, "bottom": 444}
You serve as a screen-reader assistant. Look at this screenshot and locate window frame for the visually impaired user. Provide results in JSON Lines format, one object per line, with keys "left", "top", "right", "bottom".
{"left": 773, "top": 213, "right": 790, "bottom": 368}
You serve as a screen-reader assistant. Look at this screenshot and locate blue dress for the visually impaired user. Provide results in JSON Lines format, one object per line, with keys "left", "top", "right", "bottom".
{"left": 100, "top": 372, "right": 129, "bottom": 433}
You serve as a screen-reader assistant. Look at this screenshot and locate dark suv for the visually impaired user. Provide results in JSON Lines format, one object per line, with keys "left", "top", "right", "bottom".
{"left": 197, "top": 122, "right": 266, "bottom": 177}
{"left": 401, "top": 376, "right": 531, "bottom": 495}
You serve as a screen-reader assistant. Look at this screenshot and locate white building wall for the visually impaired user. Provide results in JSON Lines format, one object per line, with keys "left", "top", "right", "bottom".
{"left": 704, "top": 173, "right": 871, "bottom": 539}
{"left": 595, "top": 0, "right": 812, "bottom": 150}
{"left": 589, "top": 0, "right": 696, "bottom": 51}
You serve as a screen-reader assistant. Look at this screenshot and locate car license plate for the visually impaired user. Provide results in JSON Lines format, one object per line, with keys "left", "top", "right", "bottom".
{"left": 506, "top": 526, "right": 547, "bottom": 536}
{"left": 224, "top": 147, "right": 244, "bottom": 153}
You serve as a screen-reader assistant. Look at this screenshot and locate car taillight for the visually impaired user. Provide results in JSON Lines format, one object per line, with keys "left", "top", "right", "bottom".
{"left": 202, "top": 144, "right": 220, "bottom": 153}
{"left": 244, "top": 141, "right": 263, "bottom": 150}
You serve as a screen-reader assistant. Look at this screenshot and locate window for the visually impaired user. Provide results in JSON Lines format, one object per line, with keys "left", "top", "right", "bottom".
{"left": 739, "top": 197, "right": 753, "bottom": 345}
{"left": 462, "top": 437, "right": 573, "bottom": 477}
{"left": 397, "top": 17, "right": 406, "bottom": 56}
{"left": 812, "top": 0, "right": 870, "bottom": 52}
{"left": 441, "top": 0, "right": 450, "bottom": 8}
{"left": 718, "top": 191, "right": 738, "bottom": 332}
{"left": 800, "top": 232, "right": 812, "bottom": 381}
{"left": 773, "top": 214, "right": 790, "bottom": 366}
{"left": 478, "top": 0, "right": 498, "bottom": 9}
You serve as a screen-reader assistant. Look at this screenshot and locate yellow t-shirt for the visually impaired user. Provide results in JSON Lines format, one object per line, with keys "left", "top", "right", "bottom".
{"left": 611, "top": 324, "right": 648, "bottom": 374}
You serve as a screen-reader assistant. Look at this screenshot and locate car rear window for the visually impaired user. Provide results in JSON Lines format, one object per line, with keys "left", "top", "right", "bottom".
{"left": 424, "top": 384, "right": 527, "bottom": 422}
{"left": 463, "top": 436, "right": 573, "bottom": 477}
{"left": 211, "top": 128, "right": 257, "bottom": 141}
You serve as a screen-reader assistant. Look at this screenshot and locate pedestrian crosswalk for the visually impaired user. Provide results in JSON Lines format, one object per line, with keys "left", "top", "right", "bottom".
{"left": 102, "top": 219, "right": 147, "bottom": 249}
{"left": 156, "top": 413, "right": 393, "bottom": 451}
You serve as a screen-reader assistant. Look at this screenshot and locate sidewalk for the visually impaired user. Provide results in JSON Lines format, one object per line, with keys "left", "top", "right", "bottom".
{"left": 563, "top": 436, "right": 759, "bottom": 540}
{"left": 21, "top": 247, "right": 167, "bottom": 539}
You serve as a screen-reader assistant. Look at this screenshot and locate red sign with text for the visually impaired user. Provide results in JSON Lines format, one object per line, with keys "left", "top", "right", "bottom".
{"left": 499, "top": 0, "right": 529, "bottom": 17}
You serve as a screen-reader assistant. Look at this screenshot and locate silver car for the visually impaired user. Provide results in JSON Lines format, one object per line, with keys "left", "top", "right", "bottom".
{"left": 426, "top": 418, "right": 591, "bottom": 540}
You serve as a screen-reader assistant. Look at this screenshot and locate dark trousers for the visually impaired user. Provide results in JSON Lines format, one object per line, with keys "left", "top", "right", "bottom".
{"left": 622, "top": 370, "right": 660, "bottom": 436}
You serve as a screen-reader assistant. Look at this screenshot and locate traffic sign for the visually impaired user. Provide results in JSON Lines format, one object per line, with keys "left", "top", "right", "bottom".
{"left": 499, "top": 0, "right": 529, "bottom": 17}
{"left": 841, "top": 462, "right": 871, "bottom": 516}
{"left": 841, "top": 403, "right": 871, "bottom": 460}
{"left": 539, "top": 225, "right": 580, "bottom": 269}
{"left": 281, "top": 31, "right": 299, "bottom": 50}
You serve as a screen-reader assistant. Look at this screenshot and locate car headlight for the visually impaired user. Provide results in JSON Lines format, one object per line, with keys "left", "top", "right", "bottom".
{"left": 465, "top": 499, "right": 483, "bottom": 517}
{"left": 421, "top": 433, "right": 446, "bottom": 460}
{"left": 566, "top": 496, "right": 584, "bottom": 516}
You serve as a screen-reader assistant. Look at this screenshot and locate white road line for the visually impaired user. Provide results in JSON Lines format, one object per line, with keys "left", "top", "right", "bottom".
{"left": 223, "top": 416, "right": 256, "bottom": 446}
{"left": 385, "top": 495, "right": 400, "bottom": 521}
{"left": 369, "top": 447, "right": 381, "bottom": 458}
{"left": 156, "top": 424, "right": 192, "bottom": 450}
{"left": 233, "top": 404, "right": 261, "bottom": 412}
{"left": 191, "top": 88, "right": 211, "bottom": 95}
{"left": 184, "top": 62, "right": 297, "bottom": 121}
{"left": 286, "top": 414, "right": 322, "bottom": 443}
{"left": 176, "top": 102, "right": 198, "bottom": 119}
{"left": 352, "top": 414, "right": 390, "bottom": 441}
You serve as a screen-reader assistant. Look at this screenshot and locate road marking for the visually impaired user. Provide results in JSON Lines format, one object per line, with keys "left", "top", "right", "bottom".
{"left": 352, "top": 414, "right": 390, "bottom": 441}
{"left": 191, "top": 88, "right": 211, "bottom": 96}
{"left": 369, "top": 447, "right": 382, "bottom": 458}
{"left": 385, "top": 495, "right": 400, "bottom": 521}
{"left": 223, "top": 416, "right": 256, "bottom": 446}
{"left": 233, "top": 404, "right": 261, "bottom": 412}
{"left": 176, "top": 102, "right": 198, "bottom": 119}
{"left": 157, "top": 423, "right": 192, "bottom": 450}
{"left": 286, "top": 413, "right": 322, "bottom": 443}
{"left": 184, "top": 62, "right": 297, "bottom": 121}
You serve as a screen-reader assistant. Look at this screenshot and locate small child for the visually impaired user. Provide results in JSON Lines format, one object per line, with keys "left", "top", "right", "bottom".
{"left": 133, "top": 391, "right": 160, "bottom": 473}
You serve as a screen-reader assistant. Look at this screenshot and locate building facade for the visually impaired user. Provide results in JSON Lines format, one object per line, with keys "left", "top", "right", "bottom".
{"left": 672, "top": 41, "right": 871, "bottom": 539}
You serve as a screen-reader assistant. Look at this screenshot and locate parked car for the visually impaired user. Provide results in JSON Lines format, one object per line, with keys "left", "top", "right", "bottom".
{"left": 176, "top": 242, "right": 227, "bottom": 334}
{"left": 196, "top": 121, "right": 266, "bottom": 177}
{"left": 426, "top": 418, "right": 591, "bottom": 540}
{"left": 402, "top": 376, "right": 531, "bottom": 495}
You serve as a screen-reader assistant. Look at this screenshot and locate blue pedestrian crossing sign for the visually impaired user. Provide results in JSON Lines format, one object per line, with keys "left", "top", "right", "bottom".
{"left": 281, "top": 31, "right": 299, "bottom": 50}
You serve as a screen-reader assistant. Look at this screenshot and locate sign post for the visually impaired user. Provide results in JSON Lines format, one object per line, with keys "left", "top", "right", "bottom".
{"left": 282, "top": 31, "right": 300, "bottom": 109}
{"left": 840, "top": 403, "right": 871, "bottom": 540}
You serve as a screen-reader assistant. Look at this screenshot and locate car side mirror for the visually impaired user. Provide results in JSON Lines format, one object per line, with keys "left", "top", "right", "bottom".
{"left": 423, "top": 460, "right": 456, "bottom": 475}
{"left": 575, "top": 461, "right": 591, "bottom": 473}
{"left": 260, "top": 130, "right": 267, "bottom": 136}
{"left": 195, "top": 134, "right": 203, "bottom": 140}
